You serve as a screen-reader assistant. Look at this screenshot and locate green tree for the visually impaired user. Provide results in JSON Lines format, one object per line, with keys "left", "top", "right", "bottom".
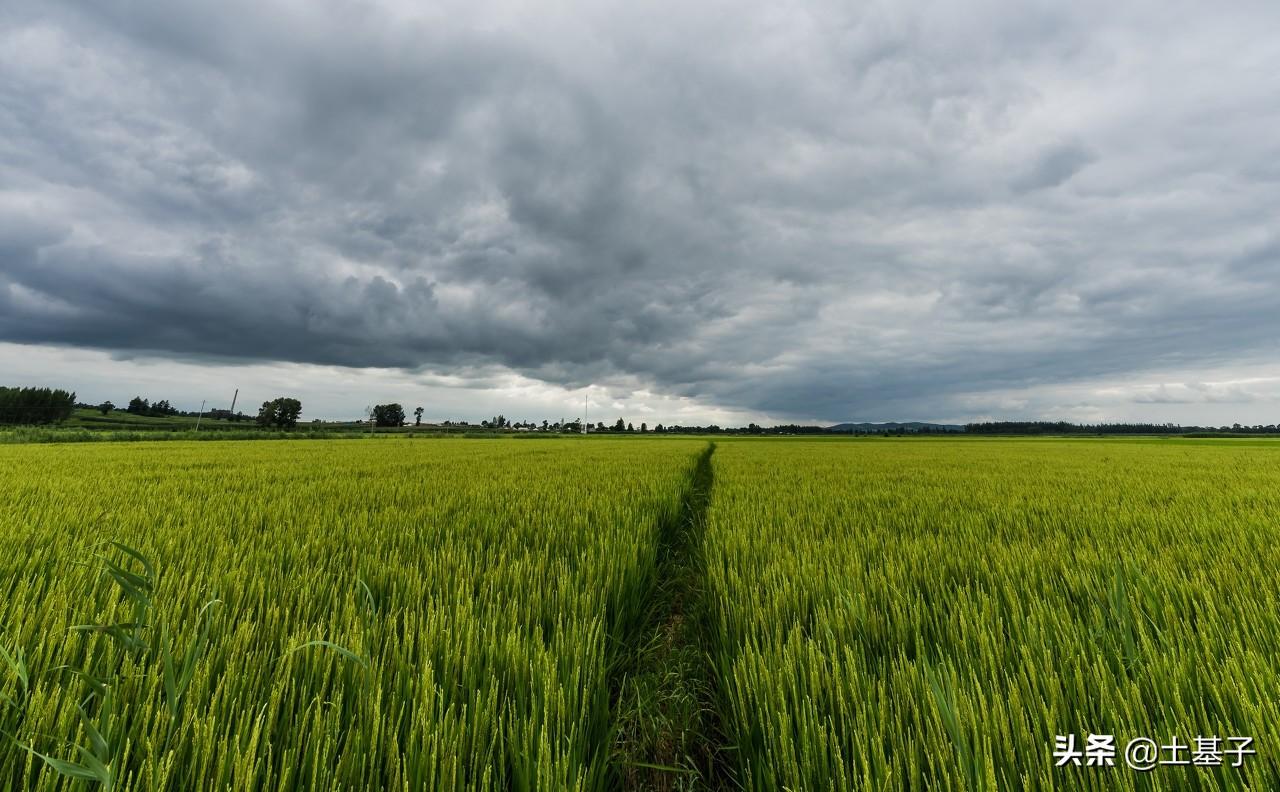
{"left": 614, "top": 417, "right": 625, "bottom": 431}
{"left": 257, "top": 397, "right": 302, "bottom": 428}
{"left": 0, "top": 387, "right": 77, "bottom": 425}
{"left": 127, "top": 396, "right": 149, "bottom": 415}
{"left": 98, "top": 401, "right": 115, "bottom": 416}
{"left": 372, "top": 403, "right": 406, "bottom": 427}
{"left": 414, "top": 407, "right": 424, "bottom": 426}
{"left": 256, "top": 401, "right": 276, "bottom": 427}
{"left": 275, "top": 398, "right": 302, "bottom": 428}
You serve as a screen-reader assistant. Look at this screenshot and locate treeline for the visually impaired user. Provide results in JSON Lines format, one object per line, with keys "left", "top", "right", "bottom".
{"left": 473, "top": 417, "right": 721, "bottom": 434}
{"left": 445, "top": 419, "right": 959, "bottom": 435}
{"left": 741, "top": 424, "right": 833, "bottom": 435}
{"left": 77, "top": 398, "right": 253, "bottom": 422}
{"left": 966, "top": 421, "right": 1280, "bottom": 435}
{"left": 106, "top": 394, "right": 302, "bottom": 427}
{"left": 11, "top": 381, "right": 1278, "bottom": 438}
{"left": 10, "top": 385, "right": 302, "bottom": 430}
{"left": 609, "top": 423, "right": 957, "bottom": 435}
{"left": 125, "top": 396, "right": 179, "bottom": 417}
{"left": 0, "top": 387, "right": 77, "bottom": 425}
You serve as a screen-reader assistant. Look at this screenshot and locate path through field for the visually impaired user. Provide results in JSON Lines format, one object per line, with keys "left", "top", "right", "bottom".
{"left": 611, "top": 443, "right": 734, "bottom": 791}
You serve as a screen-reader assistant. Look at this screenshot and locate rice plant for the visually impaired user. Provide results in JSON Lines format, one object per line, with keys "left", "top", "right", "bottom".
{"left": 6, "top": 434, "right": 1280, "bottom": 790}
{"left": 0, "top": 438, "right": 704, "bottom": 790}
{"left": 703, "top": 437, "right": 1280, "bottom": 790}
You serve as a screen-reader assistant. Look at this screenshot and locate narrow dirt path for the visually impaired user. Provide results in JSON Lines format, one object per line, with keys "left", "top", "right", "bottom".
{"left": 612, "top": 443, "right": 733, "bottom": 791}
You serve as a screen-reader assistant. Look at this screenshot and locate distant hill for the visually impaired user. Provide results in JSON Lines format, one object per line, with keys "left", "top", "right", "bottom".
{"left": 827, "top": 422, "right": 965, "bottom": 433}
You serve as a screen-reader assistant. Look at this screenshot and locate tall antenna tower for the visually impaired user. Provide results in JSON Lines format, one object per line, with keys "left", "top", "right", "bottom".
{"left": 583, "top": 393, "right": 588, "bottom": 434}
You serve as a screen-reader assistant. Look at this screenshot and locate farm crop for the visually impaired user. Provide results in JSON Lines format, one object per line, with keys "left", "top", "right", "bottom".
{"left": 0, "top": 438, "right": 704, "bottom": 790}
{"left": 6, "top": 434, "right": 1280, "bottom": 790}
{"left": 704, "top": 437, "right": 1280, "bottom": 789}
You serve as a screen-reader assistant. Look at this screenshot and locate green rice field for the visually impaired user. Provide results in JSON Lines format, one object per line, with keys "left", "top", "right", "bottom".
{"left": 2, "top": 436, "right": 1279, "bottom": 790}
{"left": 706, "top": 438, "right": 1280, "bottom": 790}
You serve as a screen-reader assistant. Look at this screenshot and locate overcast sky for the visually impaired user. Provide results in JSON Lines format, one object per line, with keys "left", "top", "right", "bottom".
{"left": 2, "top": 1, "right": 1278, "bottom": 425}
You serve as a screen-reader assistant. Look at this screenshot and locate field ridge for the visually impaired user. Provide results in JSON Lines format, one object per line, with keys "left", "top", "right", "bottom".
{"left": 611, "top": 442, "right": 734, "bottom": 790}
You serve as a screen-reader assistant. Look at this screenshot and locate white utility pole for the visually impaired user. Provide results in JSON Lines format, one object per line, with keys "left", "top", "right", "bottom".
{"left": 194, "top": 400, "right": 207, "bottom": 432}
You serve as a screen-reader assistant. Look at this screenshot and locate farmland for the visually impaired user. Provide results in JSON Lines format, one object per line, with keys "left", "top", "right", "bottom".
{"left": 706, "top": 437, "right": 1280, "bottom": 790}
{"left": 0, "top": 438, "right": 704, "bottom": 790}
{"left": 3, "top": 435, "right": 1280, "bottom": 789}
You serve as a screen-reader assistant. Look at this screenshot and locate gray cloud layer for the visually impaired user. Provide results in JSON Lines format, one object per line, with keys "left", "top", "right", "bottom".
{"left": 2, "top": 0, "right": 1279, "bottom": 421}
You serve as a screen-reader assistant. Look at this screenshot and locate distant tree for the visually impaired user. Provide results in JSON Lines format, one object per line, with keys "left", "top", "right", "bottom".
{"left": 373, "top": 403, "right": 406, "bottom": 427}
{"left": 257, "top": 401, "right": 276, "bottom": 427}
{"left": 414, "top": 406, "right": 424, "bottom": 426}
{"left": 276, "top": 398, "right": 302, "bottom": 428}
{"left": 127, "top": 396, "right": 149, "bottom": 415}
{"left": 627, "top": 422, "right": 634, "bottom": 432}
{"left": 640, "top": 422, "right": 647, "bottom": 433}
{"left": 542, "top": 419, "right": 549, "bottom": 431}
{"left": 150, "top": 399, "right": 177, "bottom": 417}
{"left": 614, "top": 417, "right": 626, "bottom": 431}
{"left": 257, "top": 397, "right": 302, "bottom": 428}
{"left": 98, "top": 401, "right": 115, "bottom": 416}
{"left": 0, "top": 387, "right": 77, "bottom": 425}
{"left": 963, "top": 421, "right": 1211, "bottom": 436}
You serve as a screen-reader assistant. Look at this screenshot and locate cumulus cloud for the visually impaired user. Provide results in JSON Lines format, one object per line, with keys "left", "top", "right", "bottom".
{"left": 2, "top": 0, "right": 1279, "bottom": 422}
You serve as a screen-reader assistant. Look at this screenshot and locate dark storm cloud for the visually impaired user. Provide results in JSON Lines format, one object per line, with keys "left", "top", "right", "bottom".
{"left": 3, "top": 0, "right": 1280, "bottom": 420}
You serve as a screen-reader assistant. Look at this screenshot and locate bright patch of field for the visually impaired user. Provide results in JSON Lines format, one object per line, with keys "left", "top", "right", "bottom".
{"left": 705, "top": 437, "right": 1280, "bottom": 790}
{"left": 0, "top": 438, "right": 704, "bottom": 790}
